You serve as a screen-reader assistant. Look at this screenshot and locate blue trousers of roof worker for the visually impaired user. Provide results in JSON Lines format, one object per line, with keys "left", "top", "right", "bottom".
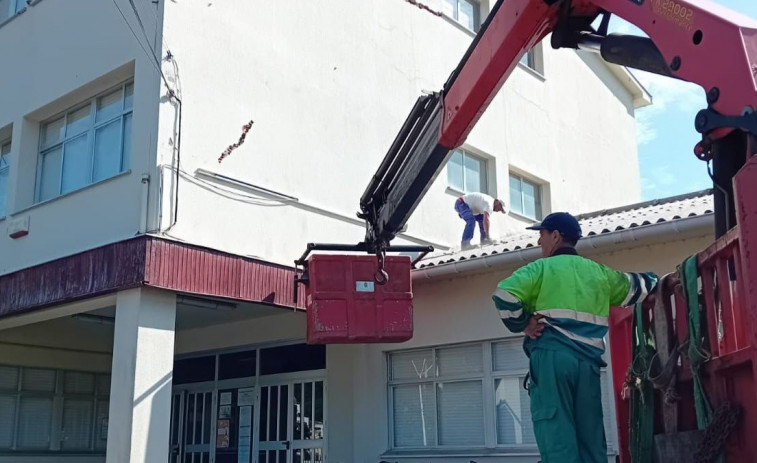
{"left": 529, "top": 348, "right": 607, "bottom": 463}
{"left": 455, "top": 198, "right": 485, "bottom": 242}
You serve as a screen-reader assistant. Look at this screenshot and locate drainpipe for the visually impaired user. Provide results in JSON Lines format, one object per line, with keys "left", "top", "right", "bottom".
{"left": 412, "top": 214, "right": 713, "bottom": 282}
{"left": 140, "top": 174, "right": 150, "bottom": 234}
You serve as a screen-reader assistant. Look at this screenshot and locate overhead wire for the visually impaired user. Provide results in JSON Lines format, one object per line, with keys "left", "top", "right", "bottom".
{"left": 110, "top": 0, "right": 184, "bottom": 232}
{"left": 110, "top": 0, "right": 164, "bottom": 81}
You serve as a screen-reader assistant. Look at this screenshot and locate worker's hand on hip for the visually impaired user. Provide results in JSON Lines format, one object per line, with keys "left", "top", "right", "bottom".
{"left": 524, "top": 314, "right": 545, "bottom": 339}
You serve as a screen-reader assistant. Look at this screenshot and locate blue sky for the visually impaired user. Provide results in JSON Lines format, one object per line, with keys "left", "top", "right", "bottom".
{"left": 609, "top": 1, "right": 757, "bottom": 200}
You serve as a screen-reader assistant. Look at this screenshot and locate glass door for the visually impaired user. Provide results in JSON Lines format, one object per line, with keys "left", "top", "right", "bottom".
{"left": 257, "top": 381, "right": 325, "bottom": 463}
{"left": 290, "top": 380, "right": 324, "bottom": 463}
{"left": 169, "top": 388, "right": 214, "bottom": 463}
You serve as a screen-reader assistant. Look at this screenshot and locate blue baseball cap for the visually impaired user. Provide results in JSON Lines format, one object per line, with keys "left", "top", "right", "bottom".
{"left": 526, "top": 212, "right": 582, "bottom": 240}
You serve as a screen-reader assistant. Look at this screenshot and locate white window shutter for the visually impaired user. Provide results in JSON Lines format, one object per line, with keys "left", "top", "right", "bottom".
{"left": 17, "top": 397, "right": 53, "bottom": 448}
{"left": 64, "top": 372, "right": 95, "bottom": 394}
{"left": 390, "top": 350, "right": 434, "bottom": 381}
{"left": 62, "top": 399, "right": 93, "bottom": 450}
{"left": 437, "top": 344, "right": 483, "bottom": 376}
{"left": 436, "top": 380, "right": 484, "bottom": 446}
{"left": 392, "top": 384, "right": 437, "bottom": 447}
{"left": 21, "top": 368, "right": 56, "bottom": 392}
{"left": 0, "top": 395, "right": 16, "bottom": 448}
{"left": 492, "top": 341, "right": 529, "bottom": 372}
{"left": 95, "top": 399, "right": 109, "bottom": 450}
{"left": 0, "top": 366, "right": 19, "bottom": 390}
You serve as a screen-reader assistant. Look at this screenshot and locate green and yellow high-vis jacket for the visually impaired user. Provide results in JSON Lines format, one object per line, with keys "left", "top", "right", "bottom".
{"left": 492, "top": 252, "right": 657, "bottom": 366}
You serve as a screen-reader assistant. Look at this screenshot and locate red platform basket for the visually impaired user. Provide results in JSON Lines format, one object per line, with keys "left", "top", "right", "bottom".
{"left": 302, "top": 254, "right": 414, "bottom": 344}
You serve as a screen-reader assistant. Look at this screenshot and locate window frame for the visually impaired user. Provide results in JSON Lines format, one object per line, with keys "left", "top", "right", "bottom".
{"left": 509, "top": 172, "right": 543, "bottom": 221}
{"left": 446, "top": 148, "right": 489, "bottom": 195}
{"left": 518, "top": 45, "right": 545, "bottom": 76}
{"left": 520, "top": 49, "right": 536, "bottom": 69}
{"left": 35, "top": 80, "right": 134, "bottom": 203}
{"left": 0, "top": 365, "right": 110, "bottom": 454}
{"left": 442, "top": 0, "right": 480, "bottom": 32}
{"left": 387, "top": 339, "right": 615, "bottom": 453}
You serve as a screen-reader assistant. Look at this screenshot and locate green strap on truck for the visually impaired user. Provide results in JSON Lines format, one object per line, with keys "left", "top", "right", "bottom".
{"left": 628, "top": 256, "right": 717, "bottom": 462}
{"left": 629, "top": 301, "right": 655, "bottom": 463}
{"left": 679, "top": 255, "right": 713, "bottom": 430}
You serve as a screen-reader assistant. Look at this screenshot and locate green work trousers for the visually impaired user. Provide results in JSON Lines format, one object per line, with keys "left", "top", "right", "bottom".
{"left": 529, "top": 348, "right": 607, "bottom": 463}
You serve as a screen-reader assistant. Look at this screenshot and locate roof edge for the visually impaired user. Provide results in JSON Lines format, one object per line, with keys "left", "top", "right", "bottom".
{"left": 414, "top": 213, "right": 713, "bottom": 280}
{"left": 603, "top": 62, "right": 653, "bottom": 109}
{"left": 575, "top": 188, "right": 713, "bottom": 221}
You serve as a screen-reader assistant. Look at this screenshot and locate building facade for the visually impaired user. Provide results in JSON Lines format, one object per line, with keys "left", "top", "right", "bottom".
{"left": 0, "top": 0, "right": 670, "bottom": 462}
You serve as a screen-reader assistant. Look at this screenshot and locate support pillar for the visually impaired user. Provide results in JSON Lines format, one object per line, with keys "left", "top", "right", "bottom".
{"left": 106, "top": 288, "right": 176, "bottom": 463}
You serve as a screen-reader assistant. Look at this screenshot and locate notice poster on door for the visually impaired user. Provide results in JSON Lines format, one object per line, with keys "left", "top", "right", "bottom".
{"left": 238, "top": 387, "right": 255, "bottom": 406}
{"left": 238, "top": 406, "right": 252, "bottom": 463}
{"left": 216, "top": 419, "right": 230, "bottom": 448}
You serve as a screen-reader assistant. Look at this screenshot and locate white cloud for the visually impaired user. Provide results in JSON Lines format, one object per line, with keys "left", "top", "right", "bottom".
{"left": 640, "top": 165, "right": 679, "bottom": 196}
{"left": 634, "top": 71, "right": 704, "bottom": 144}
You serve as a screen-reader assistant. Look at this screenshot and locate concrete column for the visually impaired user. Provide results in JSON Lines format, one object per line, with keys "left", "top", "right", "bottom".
{"left": 106, "top": 288, "right": 176, "bottom": 463}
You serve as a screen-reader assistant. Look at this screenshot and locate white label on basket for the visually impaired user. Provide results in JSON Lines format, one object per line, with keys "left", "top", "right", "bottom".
{"left": 356, "top": 281, "right": 375, "bottom": 292}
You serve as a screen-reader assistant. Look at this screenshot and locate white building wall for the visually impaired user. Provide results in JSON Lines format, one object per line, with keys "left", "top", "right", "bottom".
{"left": 0, "top": 0, "right": 644, "bottom": 271}
{"left": 155, "top": 0, "right": 644, "bottom": 266}
{"left": 0, "top": 0, "right": 164, "bottom": 275}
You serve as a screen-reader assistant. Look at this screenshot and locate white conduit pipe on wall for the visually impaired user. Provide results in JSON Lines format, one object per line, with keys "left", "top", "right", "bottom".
{"left": 412, "top": 214, "right": 713, "bottom": 282}
{"left": 140, "top": 174, "right": 150, "bottom": 234}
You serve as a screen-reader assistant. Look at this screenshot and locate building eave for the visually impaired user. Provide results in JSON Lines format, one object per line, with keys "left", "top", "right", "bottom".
{"left": 0, "top": 235, "right": 303, "bottom": 318}
{"left": 604, "top": 62, "right": 653, "bottom": 109}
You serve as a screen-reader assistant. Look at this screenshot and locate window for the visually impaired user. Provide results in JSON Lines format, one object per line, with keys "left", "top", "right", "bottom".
{"left": 387, "top": 340, "right": 615, "bottom": 451}
{"left": 36, "top": 81, "right": 133, "bottom": 202}
{"left": 0, "top": 139, "right": 10, "bottom": 217}
{"left": 173, "top": 343, "right": 325, "bottom": 386}
{"left": 492, "top": 341, "right": 534, "bottom": 446}
{"left": 447, "top": 149, "right": 488, "bottom": 194}
{"left": 441, "top": 0, "right": 479, "bottom": 31}
{"left": 0, "top": 365, "right": 110, "bottom": 452}
{"left": 389, "top": 344, "right": 484, "bottom": 447}
{"left": 519, "top": 46, "right": 544, "bottom": 74}
{"left": 509, "top": 173, "right": 542, "bottom": 220}
{"left": 520, "top": 50, "right": 535, "bottom": 69}
{"left": 0, "top": 0, "right": 25, "bottom": 23}
{"left": 218, "top": 350, "right": 257, "bottom": 380}
{"left": 260, "top": 344, "right": 326, "bottom": 375}
{"left": 173, "top": 355, "right": 217, "bottom": 385}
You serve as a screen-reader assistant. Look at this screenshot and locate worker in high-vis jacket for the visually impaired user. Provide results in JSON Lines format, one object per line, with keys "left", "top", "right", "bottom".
{"left": 492, "top": 212, "right": 657, "bottom": 463}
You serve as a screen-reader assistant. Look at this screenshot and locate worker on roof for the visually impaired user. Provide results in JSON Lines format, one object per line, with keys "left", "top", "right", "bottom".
{"left": 454, "top": 192, "right": 505, "bottom": 250}
{"left": 491, "top": 212, "right": 658, "bottom": 463}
